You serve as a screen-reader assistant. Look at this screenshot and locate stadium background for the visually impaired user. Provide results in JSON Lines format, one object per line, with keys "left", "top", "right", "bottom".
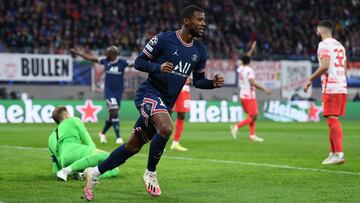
{"left": 0, "top": 1, "right": 360, "bottom": 202}
{"left": 0, "top": 0, "right": 359, "bottom": 122}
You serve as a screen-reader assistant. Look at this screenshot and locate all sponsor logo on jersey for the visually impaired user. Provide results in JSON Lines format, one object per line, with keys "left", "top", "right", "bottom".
{"left": 173, "top": 61, "right": 191, "bottom": 77}
{"left": 109, "top": 66, "right": 118, "bottom": 72}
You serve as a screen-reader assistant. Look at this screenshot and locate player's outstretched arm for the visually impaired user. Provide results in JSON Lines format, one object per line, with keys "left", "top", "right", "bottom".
{"left": 246, "top": 41, "right": 257, "bottom": 57}
{"left": 304, "top": 56, "right": 330, "bottom": 92}
{"left": 69, "top": 48, "right": 99, "bottom": 63}
{"left": 193, "top": 72, "right": 224, "bottom": 89}
{"left": 249, "top": 79, "right": 271, "bottom": 94}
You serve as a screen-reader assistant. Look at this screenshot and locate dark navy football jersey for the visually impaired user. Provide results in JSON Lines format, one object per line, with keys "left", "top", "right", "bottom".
{"left": 98, "top": 57, "right": 128, "bottom": 100}
{"left": 139, "top": 31, "right": 207, "bottom": 106}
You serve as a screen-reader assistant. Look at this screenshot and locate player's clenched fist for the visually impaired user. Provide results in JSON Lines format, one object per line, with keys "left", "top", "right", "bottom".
{"left": 160, "top": 62, "right": 174, "bottom": 73}
{"left": 213, "top": 74, "right": 224, "bottom": 88}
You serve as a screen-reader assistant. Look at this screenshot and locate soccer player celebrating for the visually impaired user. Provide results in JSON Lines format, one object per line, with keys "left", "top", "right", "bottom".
{"left": 70, "top": 46, "right": 131, "bottom": 144}
{"left": 82, "top": 5, "right": 224, "bottom": 200}
{"left": 230, "top": 42, "right": 271, "bottom": 142}
{"left": 304, "top": 20, "right": 347, "bottom": 165}
{"left": 171, "top": 78, "right": 191, "bottom": 151}
{"left": 49, "top": 106, "right": 119, "bottom": 181}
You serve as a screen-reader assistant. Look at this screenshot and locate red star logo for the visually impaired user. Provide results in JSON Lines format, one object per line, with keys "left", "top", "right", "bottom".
{"left": 308, "top": 102, "right": 322, "bottom": 122}
{"left": 76, "top": 100, "right": 102, "bottom": 123}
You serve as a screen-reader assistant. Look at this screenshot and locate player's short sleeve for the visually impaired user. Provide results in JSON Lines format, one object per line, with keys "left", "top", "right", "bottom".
{"left": 142, "top": 32, "right": 165, "bottom": 59}
{"left": 194, "top": 44, "right": 207, "bottom": 73}
{"left": 236, "top": 66, "right": 242, "bottom": 73}
{"left": 118, "top": 58, "right": 129, "bottom": 67}
{"left": 248, "top": 68, "right": 255, "bottom": 79}
{"left": 98, "top": 57, "right": 107, "bottom": 65}
{"left": 317, "top": 42, "right": 330, "bottom": 59}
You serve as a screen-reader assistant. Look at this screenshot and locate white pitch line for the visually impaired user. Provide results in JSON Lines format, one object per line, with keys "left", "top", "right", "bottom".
{"left": 1, "top": 145, "right": 360, "bottom": 176}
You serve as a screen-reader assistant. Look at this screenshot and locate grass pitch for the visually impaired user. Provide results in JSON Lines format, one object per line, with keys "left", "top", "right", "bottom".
{"left": 1, "top": 120, "right": 359, "bottom": 202}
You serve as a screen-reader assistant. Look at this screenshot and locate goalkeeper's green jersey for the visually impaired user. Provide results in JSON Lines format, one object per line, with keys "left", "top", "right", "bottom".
{"left": 57, "top": 117, "right": 96, "bottom": 147}
{"left": 48, "top": 130, "right": 61, "bottom": 173}
{"left": 48, "top": 130, "right": 58, "bottom": 158}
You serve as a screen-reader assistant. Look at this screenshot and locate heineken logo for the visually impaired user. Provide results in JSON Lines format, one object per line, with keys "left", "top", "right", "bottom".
{"left": 263, "top": 100, "right": 322, "bottom": 122}
{"left": 189, "top": 101, "right": 243, "bottom": 123}
{"left": 0, "top": 100, "right": 102, "bottom": 123}
{"left": 76, "top": 100, "right": 102, "bottom": 123}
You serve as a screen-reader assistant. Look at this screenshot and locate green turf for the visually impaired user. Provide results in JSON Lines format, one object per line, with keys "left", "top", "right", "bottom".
{"left": 0, "top": 120, "right": 360, "bottom": 202}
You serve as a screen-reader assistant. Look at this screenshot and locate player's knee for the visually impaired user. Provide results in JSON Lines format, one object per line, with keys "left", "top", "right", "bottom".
{"left": 109, "top": 109, "right": 118, "bottom": 118}
{"left": 126, "top": 144, "right": 142, "bottom": 154}
{"left": 251, "top": 115, "right": 257, "bottom": 121}
{"left": 158, "top": 125, "right": 173, "bottom": 138}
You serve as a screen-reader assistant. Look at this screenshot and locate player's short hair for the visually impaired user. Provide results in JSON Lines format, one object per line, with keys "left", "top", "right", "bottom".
{"left": 106, "top": 45, "right": 119, "bottom": 53}
{"left": 180, "top": 5, "right": 204, "bottom": 24}
{"left": 52, "top": 106, "right": 68, "bottom": 124}
{"left": 241, "top": 55, "right": 251, "bottom": 65}
{"left": 318, "top": 20, "right": 333, "bottom": 31}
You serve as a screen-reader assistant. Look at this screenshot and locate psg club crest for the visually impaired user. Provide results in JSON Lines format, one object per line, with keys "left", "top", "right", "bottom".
{"left": 192, "top": 54, "right": 198, "bottom": 62}
{"left": 149, "top": 36, "right": 158, "bottom": 46}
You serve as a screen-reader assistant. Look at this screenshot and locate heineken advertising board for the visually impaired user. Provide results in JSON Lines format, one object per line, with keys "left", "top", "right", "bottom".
{"left": 0, "top": 100, "right": 243, "bottom": 123}
{"left": 0, "top": 100, "right": 359, "bottom": 123}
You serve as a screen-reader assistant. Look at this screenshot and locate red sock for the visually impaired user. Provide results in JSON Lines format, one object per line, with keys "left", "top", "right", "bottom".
{"left": 327, "top": 117, "right": 343, "bottom": 152}
{"left": 326, "top": 119, "right": 335, "bottom": 152}
{"left": 174, "top": 119, "right": 184, "bottom": 142}
{"left": 249, "top": 120, "right": 256, "bottom": 135}
{"left": 236, "top": 117, "right": 253, "bottom": 128}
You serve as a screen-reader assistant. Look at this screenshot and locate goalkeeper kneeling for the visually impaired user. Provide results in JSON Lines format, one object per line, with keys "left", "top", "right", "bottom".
{"left": 48, "top": 106, "right": 119, "bottom": 181}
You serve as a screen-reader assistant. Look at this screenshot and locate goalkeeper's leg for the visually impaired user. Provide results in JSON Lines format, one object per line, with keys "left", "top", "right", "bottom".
{"left": 58, "top": 149, "right": 120, "bottom": 181}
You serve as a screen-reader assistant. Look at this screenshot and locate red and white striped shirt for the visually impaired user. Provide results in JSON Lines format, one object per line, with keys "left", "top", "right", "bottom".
{"left": 317, "top": 38, "right": 347, "bottom": 94}
{"left": 238, "top": 65, "right": 256, "bottom": 99}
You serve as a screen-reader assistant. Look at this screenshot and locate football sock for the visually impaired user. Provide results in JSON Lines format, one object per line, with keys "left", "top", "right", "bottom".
{"left": 327, "top": 117, "right": 343, "bottom": 153}
{"left": 174, "top": 119, "right": 184, "bottom": 142}
{"left": 326, "top": 118, "right": 335, "bottom": 152}
{"left": 249, "top": 120, "right": 256, "bottom": 135}
{"left": 147, "top": 134, "right": 168, "bottom": 172}
{"left": 112, "top": 117, "right": 120, "bottom": 138}
{"left": 99, "top": 168, "right": 120, "bottom": 179}
{"left": 98, "top": 144, "right": 134, "bottom": 174}
{"left": 101, "top": 119, "right": 112, "bottom": 134}
{"left": 69, "top": 151, "right": 108, "bottom": 172}
{"left": 68, "top": 151, "right": 120, "bottom": 179}
{"left": 236, "top": 117, "right": 253, "bottom": 128}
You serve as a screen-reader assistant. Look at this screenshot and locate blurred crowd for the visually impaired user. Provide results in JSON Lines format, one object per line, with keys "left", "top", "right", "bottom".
{"left": 0, "top": 0, "right": 359, "bottom": 59}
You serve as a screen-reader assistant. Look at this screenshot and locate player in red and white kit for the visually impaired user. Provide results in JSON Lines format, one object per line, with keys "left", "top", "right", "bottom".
{"left": 171, "top": 79, "right": 191, "bottom": 151}
{"left": 230, "top": 42, "right": 271, "bottom": 141}
{"left": 304, "top": 20, "right": 347, "bottom": 165}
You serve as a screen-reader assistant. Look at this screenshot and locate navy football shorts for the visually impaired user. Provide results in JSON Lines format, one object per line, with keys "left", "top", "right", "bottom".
{"left": 105, "top": 97, "right": 121, "bottom": 111}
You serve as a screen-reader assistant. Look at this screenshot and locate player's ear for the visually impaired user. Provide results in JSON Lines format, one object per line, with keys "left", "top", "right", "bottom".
{"left": 183, "top": 18, "right": 190, "bottom": 26}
